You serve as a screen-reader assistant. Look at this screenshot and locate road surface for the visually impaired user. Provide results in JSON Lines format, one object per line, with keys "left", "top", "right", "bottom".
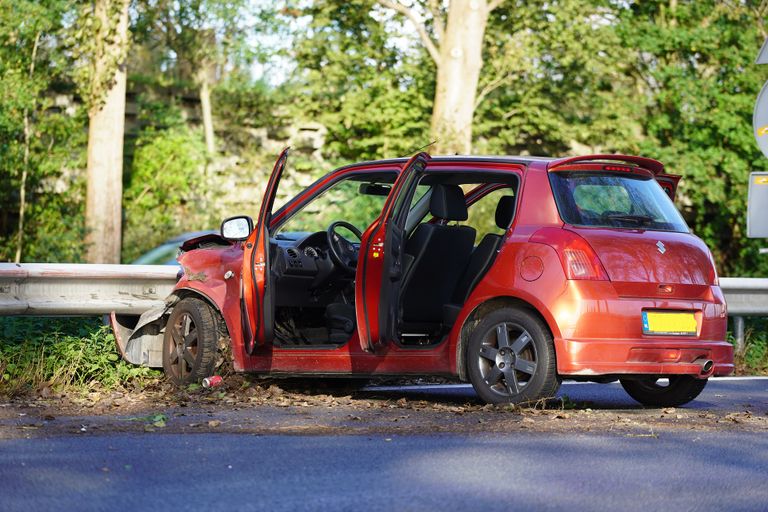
{"left": 0, "top": 378, "right": 766, "bottom": 511}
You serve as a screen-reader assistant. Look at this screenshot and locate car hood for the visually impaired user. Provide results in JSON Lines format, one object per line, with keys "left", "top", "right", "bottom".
{"left": 177, "top": 243, "right": 244, "bottom": 283}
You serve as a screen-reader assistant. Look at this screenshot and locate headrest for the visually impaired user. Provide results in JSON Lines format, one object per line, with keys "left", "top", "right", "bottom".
{"left": 429, "top": 184, "right": 468, "bottom": 221}
{"left": 495, "top": 195, "right": 516, "bottom": 229}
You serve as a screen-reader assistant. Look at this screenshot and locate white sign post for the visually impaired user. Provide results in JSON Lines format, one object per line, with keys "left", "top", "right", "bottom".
{"left": 751, "top": 40, "right": 768, "bottom": 239}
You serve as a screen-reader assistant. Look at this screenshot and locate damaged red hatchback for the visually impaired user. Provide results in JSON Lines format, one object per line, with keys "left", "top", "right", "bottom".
{"left": 112, "top": 149, "right": 733, "bottom": 406}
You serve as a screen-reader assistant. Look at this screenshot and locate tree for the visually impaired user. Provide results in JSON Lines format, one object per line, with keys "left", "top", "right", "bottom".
{"left": 473, "top": 0, "right": 637, "bottom": 156}
{"left": 134, "top": 0, "right": 251, "bottom": 155}
{"left": 71, "top": 0, "right": 131, "bottom": 263}
{"left": 275, "top": 1, "right": 434, "bottom": 161}
{"left": 0, "top": 0, "right": 86, "bottom": 263}
{"left": 285, "top": 0, "right": 623, "bottom": 157}
{"left": 377, "top": 0, "right": 503, "bottom": 154}
{"left": 617, "top": 0, "right": 768, "bottom": 276}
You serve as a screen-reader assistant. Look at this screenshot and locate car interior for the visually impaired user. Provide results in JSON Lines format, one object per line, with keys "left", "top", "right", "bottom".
{"left": 269, "top": 171, "right": 519, "bottom": 347}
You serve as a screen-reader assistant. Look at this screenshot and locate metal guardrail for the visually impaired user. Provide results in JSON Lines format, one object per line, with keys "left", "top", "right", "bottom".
{"left": 0, "top": 264, "right": 765, "bottom": 354}
{"left": 719, "top": 277, "right": 768, "bottom": 354}
{"left": 0, "top": 263, "right": 178, "bottom": 316}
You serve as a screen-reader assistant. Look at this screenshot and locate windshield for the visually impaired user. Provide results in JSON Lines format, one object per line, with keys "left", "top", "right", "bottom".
{"left": 276, "top": 177, "right": 392, "bottom": 235}
{"left": 549, "top": 172, "right": 689, "bottom": 232}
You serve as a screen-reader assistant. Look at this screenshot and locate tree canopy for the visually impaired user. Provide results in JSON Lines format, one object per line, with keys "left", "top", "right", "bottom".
{"left": 0, "top": 0, "right": 766, "bottom": 276}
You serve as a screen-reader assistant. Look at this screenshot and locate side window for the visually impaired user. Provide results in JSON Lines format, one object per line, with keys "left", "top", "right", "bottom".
{"left": 402, "top": 182, "right": 433, "bottom": 233}
{"left": 277, "top": 178, "right": 391, "bottom": 235}
{"left": 465, "top": 187, "right": 516, "bottom": 239}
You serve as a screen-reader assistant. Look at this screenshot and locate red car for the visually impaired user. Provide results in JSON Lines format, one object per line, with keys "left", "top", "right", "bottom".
{"left": 112, "top": 149, "right": 733, "bottom": 406}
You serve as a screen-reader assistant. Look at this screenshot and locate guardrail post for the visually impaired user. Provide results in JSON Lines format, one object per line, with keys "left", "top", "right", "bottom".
{"left": 733, "top": 315, "right": 746, "bottom": 356}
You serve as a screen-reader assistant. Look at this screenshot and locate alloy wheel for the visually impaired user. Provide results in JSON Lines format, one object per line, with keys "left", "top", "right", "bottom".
{"left": 166, "top": 311, "right": 199, "bottom": 382}
{"left": 477, "top": 321, "right": 538, "bottom": 398}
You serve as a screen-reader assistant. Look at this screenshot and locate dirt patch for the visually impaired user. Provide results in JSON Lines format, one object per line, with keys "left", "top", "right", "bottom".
{"left": 1, "top": 376, "right": 767, "bottom": 440}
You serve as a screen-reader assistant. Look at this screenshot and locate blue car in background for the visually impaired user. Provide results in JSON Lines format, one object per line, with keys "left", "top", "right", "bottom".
{"left": 131, "top": 231, "right": 217, "bottom": 265}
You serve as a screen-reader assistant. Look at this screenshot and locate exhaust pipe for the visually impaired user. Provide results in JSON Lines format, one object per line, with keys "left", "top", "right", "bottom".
{"left": 693, "top": 357, "right": 714, "bottom": 377}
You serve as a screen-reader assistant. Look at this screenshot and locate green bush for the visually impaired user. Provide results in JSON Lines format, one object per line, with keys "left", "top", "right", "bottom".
{"left": 122, "top": 125, "right": 211, "bottom": 262}
{"left": 0, "top": 317, "right": 160, "bottom": 397}
{"left": 740, "top": 331, "right": 768, "bottom": 375}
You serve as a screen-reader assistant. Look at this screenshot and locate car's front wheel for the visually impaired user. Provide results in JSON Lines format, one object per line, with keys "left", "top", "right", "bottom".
{"left": 620, "top": 376, "right": 708, "bottom": 407}
{"left": 467, "top": 307, "right": 560, "bottom": 405}
{"left": 162, "top": 297, "right": 219, "bottom": 386}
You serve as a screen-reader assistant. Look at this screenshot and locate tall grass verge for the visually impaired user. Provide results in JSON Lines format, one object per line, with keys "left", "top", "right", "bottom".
{"left": 729, "top": 316, "right": 768, "bottom": 375}
{"left": 0, "top": 317, "right": 160, "bottom": 397}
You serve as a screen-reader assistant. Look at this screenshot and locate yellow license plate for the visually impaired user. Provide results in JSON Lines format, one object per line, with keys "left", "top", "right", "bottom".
{"left": 642, "top": 311, "right": 697, "bottom": 335}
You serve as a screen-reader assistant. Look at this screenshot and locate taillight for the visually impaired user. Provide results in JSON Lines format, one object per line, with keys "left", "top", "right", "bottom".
{"left": 706, "top": 248, "right": 719, "bottom": 286}
{"left": 530, "top": 228, "right": 609, "bottom": 281}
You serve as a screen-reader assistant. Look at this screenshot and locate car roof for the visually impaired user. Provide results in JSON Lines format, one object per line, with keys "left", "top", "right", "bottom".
{"left": 335, "top": 155, "right": 557, "bottom": 171}
{"left": 334, "top": 154, "right": 666, "bottom": 175}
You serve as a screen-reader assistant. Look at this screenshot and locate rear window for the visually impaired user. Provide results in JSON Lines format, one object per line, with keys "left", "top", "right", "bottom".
{"left": 549, "top": 172, "right": 689, "bottom": 232}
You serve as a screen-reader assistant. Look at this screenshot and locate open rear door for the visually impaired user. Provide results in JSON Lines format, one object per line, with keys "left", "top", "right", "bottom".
{"left": 356, "top": 152, "right": 430, "bottom": 352}
{"left": 241, "top": 148, "right": 289, "bottom": 353}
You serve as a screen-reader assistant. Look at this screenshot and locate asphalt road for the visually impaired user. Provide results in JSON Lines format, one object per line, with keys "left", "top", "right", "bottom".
{"left": 1, "top": 378, "right": 766, "bottom": 512}
{"left": 369, "top": 375, "right": 768, "bottom": 410}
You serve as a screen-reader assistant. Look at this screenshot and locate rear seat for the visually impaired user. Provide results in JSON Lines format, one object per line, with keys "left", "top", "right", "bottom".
{"left": 442, "top": 195, "right": 516, "bottom": 328}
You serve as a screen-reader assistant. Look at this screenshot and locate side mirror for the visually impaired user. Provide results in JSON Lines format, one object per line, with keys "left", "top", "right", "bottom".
{"left": 221, "top": 216, "right": 254, "bottom": 241}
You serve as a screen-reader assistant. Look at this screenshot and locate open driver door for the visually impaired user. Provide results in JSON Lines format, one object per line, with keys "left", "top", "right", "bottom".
{"left": 355, "top": 152, "right": 430, "bottom": 352}
{"left": 241, "top": 148, "right": 289, "bottom": 354}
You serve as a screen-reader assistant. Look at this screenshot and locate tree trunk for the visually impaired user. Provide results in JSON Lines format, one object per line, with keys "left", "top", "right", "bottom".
{"left": 15, "top": 32, "right": 41, "bottom": 263}
{"left": 430, "top": 0, "right": 490, "bottom": 155}
{"left": 85, "top": 0, "right": 129, "bottom": 263}
{"left": 199, "top": 75, "right": 216, "bottom": 155}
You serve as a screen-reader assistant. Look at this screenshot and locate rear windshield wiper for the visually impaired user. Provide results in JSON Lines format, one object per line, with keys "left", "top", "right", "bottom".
{"left": 602, "top": 213, "right": 655, "bottom": 225}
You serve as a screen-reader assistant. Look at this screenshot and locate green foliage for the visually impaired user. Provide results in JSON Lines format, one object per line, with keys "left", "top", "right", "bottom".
{"left": 616, "top": 1, "right": 768, "bottom": 276}
{"left": 0, "top": 0, "right": 87, "bottom": 262}
{"left": 2, "top": 0, "right": 766, "bottom": 276}
{"left": 278, "top": 178, "right": 390, "bottom": 234}
{"left": 475, "top": 0, "right": 637, "bottom": 156}
{"left": 135, "top": 92, "right": 186, "bottom": 132}
{"left": 213, "top": 74, "right": 278, "bottom": 130}
{"left": 0, "top": 317, "right": 160, "bottom": 397}
{"left": 741, "top": 332, "right": 768, "bottom": 374}
{"left": 122, "top": 125, "right": 210, "bottom": 262}
{"left": 464, "top": 187, "right": 515, "bottom": 237}
{"left": 68, "top": 0, "right": 131, "bottom": 114}
{"left": 281, "top": 0, "right": 434, "bottom": 160}
{"left": 133, "top": 0, "right": 253, "bottom": 86}
{"left": 730, "top": 317, "right": 768, "bottom": 375}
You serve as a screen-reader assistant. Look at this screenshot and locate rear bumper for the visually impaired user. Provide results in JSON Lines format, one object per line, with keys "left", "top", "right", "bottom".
{"left": 548, "top": 281, "right": 733, "bottom": 378}
{"left": 555, "top": 338, "right": 734, "bottom": 377}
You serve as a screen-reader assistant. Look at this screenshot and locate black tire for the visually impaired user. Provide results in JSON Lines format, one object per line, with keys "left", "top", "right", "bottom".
{"left": 467, "top": 307, "right": 560, "bottom": 405}
{"left": 162, "top": 297, "right": 219, "bottom": 386}
{"left": 620, "top": 376, "right": 708, "bottom": 407}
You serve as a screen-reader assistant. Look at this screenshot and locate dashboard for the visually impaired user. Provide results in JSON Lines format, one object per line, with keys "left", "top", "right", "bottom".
{"left": 271, "top": 231, "right": 356, "bottom": 307}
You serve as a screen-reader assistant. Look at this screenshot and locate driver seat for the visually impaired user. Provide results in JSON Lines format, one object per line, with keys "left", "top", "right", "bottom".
{"left": 325, "top": 302, "right": 355, "bottom": 344}
{"left": 399, "top": 184, "right": 476, "bottom": 334}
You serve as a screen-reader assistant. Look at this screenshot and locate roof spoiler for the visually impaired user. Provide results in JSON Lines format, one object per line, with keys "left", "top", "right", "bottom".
{"left": 547, "top": 154, "right": 665, "bottom": 175}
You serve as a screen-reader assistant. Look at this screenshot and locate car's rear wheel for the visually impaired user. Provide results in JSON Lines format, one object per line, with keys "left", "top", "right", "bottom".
{"left": 162, "top": 297, "right": 218, "bottom": 386}
{"left": 620, "top": 376, "right": 707, "bottom": 407}
{"left": 467, "top": 308, "right": 560, "bottom": 404}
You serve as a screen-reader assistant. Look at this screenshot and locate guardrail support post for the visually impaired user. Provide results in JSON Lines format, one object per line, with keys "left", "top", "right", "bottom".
{"left": 733, "top": 315, "right": 746, "bottom": 356}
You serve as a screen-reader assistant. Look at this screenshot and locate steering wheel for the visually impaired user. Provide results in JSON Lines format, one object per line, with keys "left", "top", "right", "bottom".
{"left": 327, "top": 221, "right": 363, "bottom": 274}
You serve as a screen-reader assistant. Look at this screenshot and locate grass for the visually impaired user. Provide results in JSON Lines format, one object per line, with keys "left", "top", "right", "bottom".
{"left": 0, "top": 317, "right": 160, "bottom": 398}
{"left": 733, "top": 330, "right": 768, "bottom": 375}
{"left": 729, "top": 316, "right": 768, "bottom": 375}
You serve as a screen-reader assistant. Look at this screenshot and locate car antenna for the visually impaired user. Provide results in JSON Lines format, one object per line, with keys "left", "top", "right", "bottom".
{"left": 399, "top": 139, "right": 438, "bottom": 158}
